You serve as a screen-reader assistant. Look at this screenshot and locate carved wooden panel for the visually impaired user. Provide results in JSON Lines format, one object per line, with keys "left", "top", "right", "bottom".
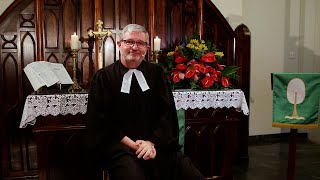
{"left": 80, "top": 0, "right": 94, "bottom": 45}
{"left": 168, "top": 2, "right": 183, "bottom": 46}
{"left": 155, "top": 1, "right": 167, "bottom": 49}
{"left": 44, "top": 10, "right": 59, "bottom": 48}
{"left": 20, "top": 31, "right": 36, "bottom": 97}
{"left": 99, "top": 0, "right": 150, "bottom": 67}
{"left": 44, "top": 0, "right": 60, "bottom": 5}
{"left": 0, "top": 0, "right": 251, "bottom": 179}
{"left": 103, "top": 35, "right": 116, "bottom": 67}
{"left": 63, "top": 0, "right": 77, "bottom": 49}
{"left": 184, "top": 0, "right": 197, "bottom": 37}
{"left": 42, "top": 0, "right": 96, "bottom": 87}
{"left": 119, "top": 0, "right": 131, "bottom": 28}
{"left": 134, "top": 0, "right": 148, "bottom": 27}
{"left": 103, "top": 0, "right": 115, "bottom": 29}
{"left": 184, "top": 108, "right": 240, "bottom": 179}
{"left": 0, "top": 1, "right": 38, "bottom": 178}
{"left": 79, "top": 51, "right": 92, "bottom": 86}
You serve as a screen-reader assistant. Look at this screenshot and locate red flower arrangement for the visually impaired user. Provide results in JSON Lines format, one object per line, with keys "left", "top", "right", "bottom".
{"left": 160, "top": 34, "right": 239, "bottom": 90}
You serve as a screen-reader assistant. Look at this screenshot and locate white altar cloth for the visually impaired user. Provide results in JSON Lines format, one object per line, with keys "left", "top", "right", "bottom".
{"left": 20, "top": 89, "right": 249, "bottom": 128}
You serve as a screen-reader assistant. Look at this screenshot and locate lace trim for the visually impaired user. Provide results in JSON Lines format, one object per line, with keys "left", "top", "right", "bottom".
{"left": 20, "top": 89, "right": 249, "bottom": 128}
{"left": 172, "top": 89, "right": 249, "bottom": 115}
{"left": 20, "top": 94, "right": 88, "bottom": 128}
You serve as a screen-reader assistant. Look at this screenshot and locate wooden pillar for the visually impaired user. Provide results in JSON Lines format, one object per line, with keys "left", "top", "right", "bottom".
{"left": 235, "top": 24, "right": 251, "bottom": 162}
{"left": 94, "top": 0, "right": 102, "bottom": 71}
{"left": 197, "top": 0, "right": 203, "bottom": 38}
{"left": 149, "top": 0, "right": 155, "bottom": 59}
{"left": 35, "top": 0, "right": 44, "bottom": 61}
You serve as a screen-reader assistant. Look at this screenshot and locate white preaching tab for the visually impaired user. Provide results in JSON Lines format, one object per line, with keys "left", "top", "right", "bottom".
{"left": 121, "top": 69, "right": 150, "bottom": 94}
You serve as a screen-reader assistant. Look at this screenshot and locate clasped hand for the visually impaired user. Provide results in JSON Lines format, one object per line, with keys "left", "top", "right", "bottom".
{"left": 135, "top": 140, "right": 156, "bottom": 160}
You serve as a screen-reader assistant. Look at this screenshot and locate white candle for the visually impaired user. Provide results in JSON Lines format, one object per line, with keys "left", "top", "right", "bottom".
{"left": 154, "top": 36, "right": 161, "bottom": 51}
{"left": 70, "top": 32, "right": 79, "bottom": 50}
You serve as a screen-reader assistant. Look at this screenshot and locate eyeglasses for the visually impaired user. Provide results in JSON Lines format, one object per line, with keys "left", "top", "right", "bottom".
{"left": 122, "top": 40, "right": 148, "bottom": 48}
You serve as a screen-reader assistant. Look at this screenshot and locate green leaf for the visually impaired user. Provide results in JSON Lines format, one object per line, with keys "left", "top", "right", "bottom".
{"left": 221, "top": 66, "right": 240, "bottom": 77}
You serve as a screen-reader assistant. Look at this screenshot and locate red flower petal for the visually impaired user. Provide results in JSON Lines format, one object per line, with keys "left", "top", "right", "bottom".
{"left": 211, "top": 74, "right": 219, "bottom": 81}
{"left": 221, "top": 77, "right": 230, "bottom": 88}
{"left": 175, "top": 56, "right": 185, "bottom": 63}
{"left": 176, "top": 64, "right": 187, "bottom": 70}
{"left": 173, "top": 71, "right": 181, "bottom": 83}
{"left": 209, "top": 67, "right": 217, "bottom": 74}
{"left": 201, "top": 52, "right": 216, "bottom": 63}
{"left": 198, "top": 64, "right": 206, "bottom": 74}
{"left": 201, "top": 76, "right": 214, "bottom": 88}
{"left": 216, "top": 64, "right": 225, "bottom": 70}
{"left": 185, "top": 67, "right": 196, "bottom": 78}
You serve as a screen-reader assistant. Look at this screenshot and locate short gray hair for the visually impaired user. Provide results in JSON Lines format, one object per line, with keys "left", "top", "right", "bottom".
{"left": 119, "top": 24, "right": 149, "bottom": 44}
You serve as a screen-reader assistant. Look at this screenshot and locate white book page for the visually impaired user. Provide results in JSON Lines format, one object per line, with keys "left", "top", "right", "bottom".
{"left": 28, "top": 61, "right": 59, "bottom": 87}
{"left": 48, "top": 63, "right": 73, "bottom": 85}
{"left": 24, "top": 65, "right": 45, "bottom": 91}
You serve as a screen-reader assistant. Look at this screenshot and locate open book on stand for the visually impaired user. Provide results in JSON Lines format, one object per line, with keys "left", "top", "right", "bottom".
{"left": 24, "top": 61, "right": 73, "bottom": 91}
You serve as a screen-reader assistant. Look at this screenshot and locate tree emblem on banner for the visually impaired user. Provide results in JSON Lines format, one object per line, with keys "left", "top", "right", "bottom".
{"left": 285, "top": 78, "right": 305, "bottom": 120}
{"left": 272, "top": 73, "right": 320, "bottom": 129}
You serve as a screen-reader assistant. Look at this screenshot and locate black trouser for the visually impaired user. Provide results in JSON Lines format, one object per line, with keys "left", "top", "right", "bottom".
{"left": 102, "top": 143, "right": 204, "bottom": 180}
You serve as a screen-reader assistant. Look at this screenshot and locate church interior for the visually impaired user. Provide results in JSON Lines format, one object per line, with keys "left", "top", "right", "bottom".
{"left": 1, "top": 0, "right": 320, "bottom": 180}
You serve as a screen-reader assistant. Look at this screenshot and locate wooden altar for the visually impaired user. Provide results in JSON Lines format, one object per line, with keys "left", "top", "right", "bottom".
{"left": 20, "top": 90, "right": 249, "bottom": 180}
{"left": 0, "top": 0, "right": 250, "bottom": 179}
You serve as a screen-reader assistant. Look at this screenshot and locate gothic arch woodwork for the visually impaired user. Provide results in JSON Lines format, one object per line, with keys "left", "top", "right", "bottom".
{"left": 44, "top": 10, "right": 59, "bottom": 48}
{"left": 0, "top": 0, "right": 251, "bottom": 179}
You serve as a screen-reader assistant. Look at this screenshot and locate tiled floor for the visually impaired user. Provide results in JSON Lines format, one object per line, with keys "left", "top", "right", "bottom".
{"left": 233, "top": 140, "right": 320, "bottom": 180}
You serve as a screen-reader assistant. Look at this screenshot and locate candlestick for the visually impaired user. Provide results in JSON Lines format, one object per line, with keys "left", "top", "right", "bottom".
{"left": 152, "top": 36, "right": 161, "bottom": 63}
{"left": 154, "top": 36, "right": 161, "bottom": 51}
{"left": 71, "top": 32, "right": 79, "bottom": 50}
{"left": 68, "top": 49, "right": 84, "bottom": 93}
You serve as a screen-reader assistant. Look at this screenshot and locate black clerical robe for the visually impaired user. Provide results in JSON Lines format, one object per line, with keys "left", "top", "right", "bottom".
{"left": 86, "top": 60, "right": 180, "bottom": 151}
{"left": 86, "top": 60, "right": 202, "bottom": 180}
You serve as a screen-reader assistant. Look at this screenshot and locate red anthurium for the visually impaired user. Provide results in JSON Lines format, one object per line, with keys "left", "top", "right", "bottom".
{"left": 172, "top": 71, "right": 181, "bottom": 83}
{"left": 193, "top": 64, "right": 199, "bottom": 71}
{"left": 208, "top": 67, "right": 217, "bottom": 74}
{"left": 221, "top": 77, "right": 230, "bottom": 88}
{"left": 188, "top": 59, "right": 197, "bottom": 65}
{"left": 201, "top": 52, "right": 216, "bottom": 63}
{"left": 211, "top": 73, "right": 219, "bottom": 82}
{"left": 176, "top": 64, "right": 187, "bottom": 70}
{"left": 201, "top": 76, "right": 214, "bottom": 88}
{"left": 197, "top": 64, "right": 206, "bottom": 74}
{"left": 175, "top": 56, "right": 185, "bottom": 63}
{"left": 194, "top": 64, "right": 206, "bottom": 74}
{"left": 174, "top": 51, "right": 180, "bottom": 57}
{"left": 206, "top": 66, "right": 216, "bottom": 74}
{"left": 185, "top": 67, "right": 196, "bottom": 78}
{"left": 193, "top": 63, "right": 200, "bottom": 67}
{"left": 216, "top": 64, "right": 225, "bottom": 70}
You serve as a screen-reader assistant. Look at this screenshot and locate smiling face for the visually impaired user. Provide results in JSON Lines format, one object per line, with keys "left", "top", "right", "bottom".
{"left": 118, "top": 31, "right": 149, "bottom": 68}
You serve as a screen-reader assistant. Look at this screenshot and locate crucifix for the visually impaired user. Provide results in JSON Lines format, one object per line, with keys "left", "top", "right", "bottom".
{"left": 88, "top": 20, "right": 112, "bottom": 70}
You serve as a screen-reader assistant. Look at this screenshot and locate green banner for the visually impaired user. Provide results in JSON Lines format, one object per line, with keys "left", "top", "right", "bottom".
{"left": 272, "top": 73, "right": 320, "bottom": 128}
{"left": 177, "top": 109, "right": 185, "bottom": 152}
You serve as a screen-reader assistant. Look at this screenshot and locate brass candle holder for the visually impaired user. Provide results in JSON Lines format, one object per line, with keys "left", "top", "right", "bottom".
{"left": 68, "top": 49, "right": 84, "bottom": 93}
{"left": 153, "top": 50, "right": 161, "bottom": 63}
